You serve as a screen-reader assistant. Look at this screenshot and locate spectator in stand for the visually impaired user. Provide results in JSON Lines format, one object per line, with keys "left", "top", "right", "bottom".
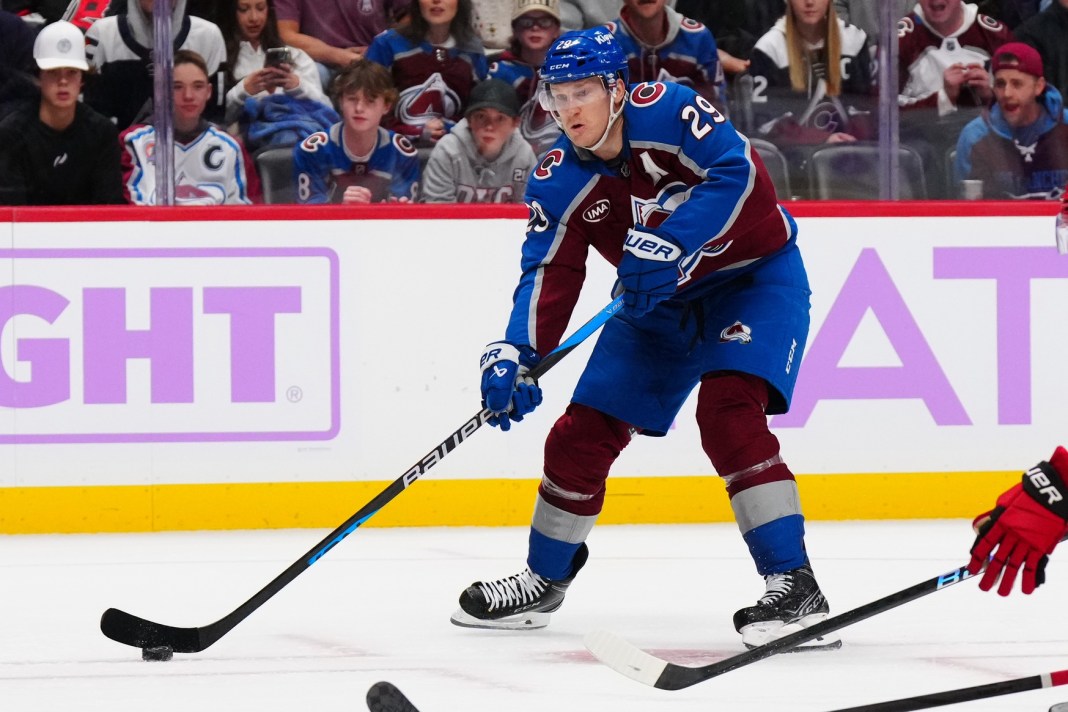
{"left": 674, "top": 0, "right": 752, "bottom": 76}
{"left": 121, "top": 50, "right": 261, "bottom": 205}
{"left": 420, "top": 77, "right": 535, "bottom": 201}
{"left": 0, "top": 20, "right": 124, "bottom": 205}
{"left": 85, "top": 0, "right": 227, "bottom": 130}
{"left": 832, "top": 0, "right": 911, "bottom": 49}
{"left": 749, "top": 0, "right": 875, "bottom": 181}
{"left": 0, "top": 9, "right": 37, "bottom": 113}
{"left": 954, "top": 42, "right": 1068, "bottom": 198}
{"left": 472, "top": 0, "right": 514, "bottom": 52}
{"left": 898, "top": 0, "right": 1014, "bottom": 117}
{"left": 489, "top": 0, "right": 562, "bottom": 157}
{"left": 609, "top": 0, "right": 725, "bottom": 111}
{"left": 219, "top": 0, "right": 333, "bottom": 146}
{"left": 974, "top": 0, "right": 1044, "bottom": 29}
{"left": 275, "top": 0, "right": 409, "bottom": 87}
{"left": 365, "top": 0, "right": 488, "bottom": 147}
{"left": 559, "top": 0, "right": 619, "bottom": 30}
{"left": 1014, "top": 0, "right": 1068, "bottom": 101}
{"left": 293, "top": 59, "right": 420, "bottom": 203}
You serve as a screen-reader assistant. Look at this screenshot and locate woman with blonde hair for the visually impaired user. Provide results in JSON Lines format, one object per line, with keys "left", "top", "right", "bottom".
{"left": 748, "top": 0, "right": 875, "bottom": 149}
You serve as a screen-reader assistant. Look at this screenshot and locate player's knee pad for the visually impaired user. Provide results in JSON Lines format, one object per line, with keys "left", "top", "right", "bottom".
{"left": 696, "top": 372, "right": 791, "bottom": 492}
{"left": 541, "top": 403, "right": 632, "bottom": 516}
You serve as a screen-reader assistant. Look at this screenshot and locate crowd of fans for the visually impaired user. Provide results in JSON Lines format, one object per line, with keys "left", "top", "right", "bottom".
{"left": 0, "top": 0, "right": 1066, "bottom": 205}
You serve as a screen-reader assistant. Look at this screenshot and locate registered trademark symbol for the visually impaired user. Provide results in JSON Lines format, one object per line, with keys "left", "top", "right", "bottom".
{"left": 286, "top": 386, "right": 303, "bottom": 402}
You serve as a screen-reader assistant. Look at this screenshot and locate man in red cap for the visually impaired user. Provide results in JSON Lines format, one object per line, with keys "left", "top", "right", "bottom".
{"left": 954, "top": 41, "right": 1068, "bottom": 199}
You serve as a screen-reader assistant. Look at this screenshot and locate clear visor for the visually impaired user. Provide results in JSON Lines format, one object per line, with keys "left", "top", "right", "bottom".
{"left": 537, "top": 77, "right": 612, "bottom": 115}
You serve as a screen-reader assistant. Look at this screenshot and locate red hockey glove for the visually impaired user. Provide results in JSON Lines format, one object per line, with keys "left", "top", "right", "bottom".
{"left": 968, "top": 446, "right": 1068, "bottom": 595}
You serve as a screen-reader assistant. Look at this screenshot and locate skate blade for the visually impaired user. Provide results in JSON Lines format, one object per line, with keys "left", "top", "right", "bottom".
{"left": 449, "top": 607, "right": 550, "bottom": 630}
{"left": 740, "top": 612, "right": 842, "bottom": 651}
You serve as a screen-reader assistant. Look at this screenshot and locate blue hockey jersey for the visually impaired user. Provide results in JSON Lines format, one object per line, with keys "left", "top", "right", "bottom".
{"left": 506, "top": 81, "right": 796, "bottom": 353}
{"left": 293, "top": 123, "right": 420, "bottom": 204}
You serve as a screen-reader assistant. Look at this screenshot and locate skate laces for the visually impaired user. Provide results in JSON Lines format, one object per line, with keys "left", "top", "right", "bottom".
{"left": 758, "top": 571, "right": 796, "bottom": 605}
{"left": 477, "top": 569, "right": 548, "bottom": 612}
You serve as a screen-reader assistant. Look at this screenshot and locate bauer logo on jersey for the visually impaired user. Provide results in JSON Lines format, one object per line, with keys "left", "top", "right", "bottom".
{"left": 0, "top": 248, "right": 340, "bottom": 444}
{"left": 719, "top": 321, "right": 753, "bottom": 344}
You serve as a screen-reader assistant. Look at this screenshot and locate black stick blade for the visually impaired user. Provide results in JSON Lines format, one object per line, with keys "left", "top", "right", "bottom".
{"left": 100, "top": 607, "right": 207, "bottom": 653}
{"left": 366, "top": 681, "right": 421, "bottom": 712}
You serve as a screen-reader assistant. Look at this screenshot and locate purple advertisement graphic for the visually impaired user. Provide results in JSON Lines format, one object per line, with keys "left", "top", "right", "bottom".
{"left": 0, "top": 248, "right": 340, "bottom": 444}
{"left": 774, "top": 246, "right": 1068, "bottom": 428}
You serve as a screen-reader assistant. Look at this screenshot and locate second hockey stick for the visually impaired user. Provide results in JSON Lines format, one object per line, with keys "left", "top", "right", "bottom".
{"left": 825, "top": 668, "right": 1068, "bottom": 711}
{"left": 585, "top": 564, "right": 978, "bottom": 690}
{"left": 100, "top": 297, "right": 624, "bottom": 655}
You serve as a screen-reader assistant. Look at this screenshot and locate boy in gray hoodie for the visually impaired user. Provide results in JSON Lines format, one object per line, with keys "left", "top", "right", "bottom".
{"left": 420, "top": 78, "right": 537, "bottom": 203}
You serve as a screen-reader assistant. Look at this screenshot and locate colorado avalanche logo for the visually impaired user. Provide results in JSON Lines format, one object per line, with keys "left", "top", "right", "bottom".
{"left": 534, "top": 149, "right": 564, "bottom": 180}
{"left": 719, "top": 321, "right": 753, "bottom": 344}
{"left": 527, "top": 200, "right": 550, "bottom": 233}
{"left": 630, "top": 181, "right": 689, "bottom": 228}
{"left": 395, "top": 72, "right": 460, "bottom": 126}
{"left": 630, "top": 82, "right": 667, "bottom": 107}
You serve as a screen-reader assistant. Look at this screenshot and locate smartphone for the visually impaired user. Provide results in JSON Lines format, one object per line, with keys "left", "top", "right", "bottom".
{"left": 264, "top": 47, "right": 292, "bottom": 68}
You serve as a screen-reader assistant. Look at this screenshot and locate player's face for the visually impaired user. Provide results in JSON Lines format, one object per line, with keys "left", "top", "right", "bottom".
{"left": 340, "top": 90, "right": 391, "bottom": 134}
{"left": 420, "top": 0, "right": 458, "bottom": 28}
{"left": 39, "top": 67, "right": 83, "bottom": 111}
{"left": 236, "top": 0, "right": 269, "bottom": 42}
{"left": 994, "top": 69, "right": 1045, "bottom": 128}
{"left": 918, "top": 0, "right": 963, "bottom": 28}
{"left": 545, "top": 77, "right": 614, "bottom": 147}
{"left": 172, "top": 62, "right": 212, "bottom": 128}
{"left": 623, "top": 0, "right": 666, "bottom": 20}
{"left": 513, "top": 12, "right": 560, "bottom": 52}
{"left": 788, "top": 0, "right": 830, "bottom": 28}
{"left": 467, "top": 108, "right": 518, "bottom": 159}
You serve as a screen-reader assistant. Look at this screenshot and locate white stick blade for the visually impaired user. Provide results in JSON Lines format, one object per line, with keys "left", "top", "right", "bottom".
{"left": 583, "top": 630, "right": 668, "bottom": 687}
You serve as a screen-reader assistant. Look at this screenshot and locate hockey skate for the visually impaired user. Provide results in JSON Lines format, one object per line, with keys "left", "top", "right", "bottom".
{"left": 733, "top": 563, "right": 842, "bottom": 651}
{"left": 450, "top": 544, "right": 589, "bottom": 630}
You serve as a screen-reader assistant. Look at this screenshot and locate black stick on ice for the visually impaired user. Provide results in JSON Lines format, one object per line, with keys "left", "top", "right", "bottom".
{"left": 100, "top": 298, "right": 623, "bottom": 654}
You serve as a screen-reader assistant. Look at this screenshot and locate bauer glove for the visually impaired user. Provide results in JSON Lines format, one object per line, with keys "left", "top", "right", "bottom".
{"left": 968, "top": 446, "right": 1068, "bottom": 595}
{"left": 479, "top": 341, "right": 543, "bottom": 431}
{"left": 615, "top": 226, "right": 685, "bottom": 318}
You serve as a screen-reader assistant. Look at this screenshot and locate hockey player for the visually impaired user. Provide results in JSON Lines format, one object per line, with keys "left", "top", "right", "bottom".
{"left": 293, "top": 59, "right": 420, "bottom": 204}
{"left": 451, "top": 27, "right": 837, "bottom": 650}
{"left": 120, "top": 49, "right": 261, "bottom": 205}
{"left": 608, "top": 0, "right": 726, "bottom": 112}
{"left": 969, "top": 447, "right": 1068, "bottom": 596}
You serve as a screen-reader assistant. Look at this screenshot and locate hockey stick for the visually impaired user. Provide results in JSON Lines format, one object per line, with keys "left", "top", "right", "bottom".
{"left": 100, "top": 297, "right": 624, "bottom": 655}
{"left": 824, "top": 669, "right": 1068, "bottom": 711}
{"left": 584, "top": 564, "right": 978, "bottom": 690}
{"left": 367, "top": 681, "right": 422, "bottom": 712}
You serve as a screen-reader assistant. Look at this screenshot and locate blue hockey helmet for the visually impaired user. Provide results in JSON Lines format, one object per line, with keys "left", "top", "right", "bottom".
{"left": 539, "top": 27, "right": 628, "bottom": 88}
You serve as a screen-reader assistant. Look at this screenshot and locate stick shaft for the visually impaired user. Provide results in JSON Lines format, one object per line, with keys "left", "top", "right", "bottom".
{"left": 826, "top": 670, "right": 1068, "bottom": 712}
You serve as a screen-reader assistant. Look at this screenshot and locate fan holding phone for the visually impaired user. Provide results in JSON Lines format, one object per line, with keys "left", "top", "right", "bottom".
{"left": 221, "top": 0, "right": 331, "bottom": 125}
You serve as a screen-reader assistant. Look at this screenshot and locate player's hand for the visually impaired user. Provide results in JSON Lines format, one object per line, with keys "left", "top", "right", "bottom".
{"left": 616, "top": 226, "right": 684, "bottom": 318}
{"left": 479, "top": 341, "right": 542, "bottom": 431}
{"left": 968, "top": 446, "right": 1068, "bottom": 595}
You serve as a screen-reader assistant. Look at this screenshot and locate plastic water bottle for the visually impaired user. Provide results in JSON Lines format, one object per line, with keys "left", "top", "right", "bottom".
{"left": 1058, "top": 211, "right": 1068, "bottom": 255}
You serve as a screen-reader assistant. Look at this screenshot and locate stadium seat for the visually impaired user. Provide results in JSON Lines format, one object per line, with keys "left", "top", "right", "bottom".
{"left": 255, "top": 145, "right": 297, "bottom": 204}
{"left": 748, "top": 137, "right": 792, "bottom": 200}
{"left": 806, "top": 142, "right": 927, "bottom": 199}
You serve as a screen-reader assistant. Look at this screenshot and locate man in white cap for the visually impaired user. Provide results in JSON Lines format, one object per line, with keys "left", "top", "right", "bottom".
{"left": 0, "top": 20, "right": 124, "bottom": 205}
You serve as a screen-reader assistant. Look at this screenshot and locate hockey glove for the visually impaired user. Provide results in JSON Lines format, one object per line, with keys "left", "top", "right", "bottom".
{"left": 968, "top": 446, "right": 1068, "bottom": 595}
{"left": 479, "top": 341, "right": 543, "bottom": 431}
{"left": 616, "top": 226, "right": 685, "bottom": 318}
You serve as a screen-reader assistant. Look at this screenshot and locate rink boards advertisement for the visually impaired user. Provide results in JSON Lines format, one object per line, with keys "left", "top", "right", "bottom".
{"left": 0, "top": 202, "right": 1064, "bottom": 533}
